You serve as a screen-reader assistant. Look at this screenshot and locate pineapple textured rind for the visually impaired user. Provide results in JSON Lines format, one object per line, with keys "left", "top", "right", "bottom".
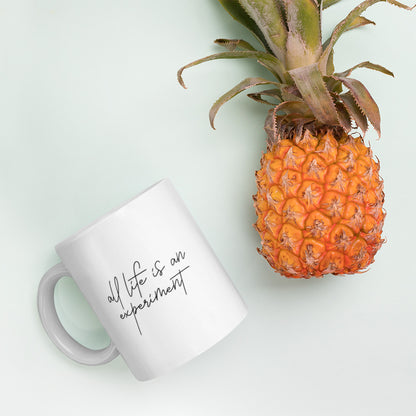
{"left": 254, "top": 129, "right": 385, "bottom": 278}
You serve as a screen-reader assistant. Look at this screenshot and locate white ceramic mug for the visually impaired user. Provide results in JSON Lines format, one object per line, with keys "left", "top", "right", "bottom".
{"left": 37, "top": 179, "right": 247, "bottom": 381}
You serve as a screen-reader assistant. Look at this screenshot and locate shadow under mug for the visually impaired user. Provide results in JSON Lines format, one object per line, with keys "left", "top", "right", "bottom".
{"left": 37, "top": 179, "right": 247, "bottom": 381}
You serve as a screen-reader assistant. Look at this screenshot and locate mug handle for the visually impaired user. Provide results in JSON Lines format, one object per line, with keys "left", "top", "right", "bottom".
{"left": 37, "top": 262, "right": 119, "bottom": 365}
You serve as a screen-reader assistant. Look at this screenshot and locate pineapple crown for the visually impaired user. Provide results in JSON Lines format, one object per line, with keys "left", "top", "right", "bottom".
{"left": 178, "top": 0, "right": 414, "bottom": 141}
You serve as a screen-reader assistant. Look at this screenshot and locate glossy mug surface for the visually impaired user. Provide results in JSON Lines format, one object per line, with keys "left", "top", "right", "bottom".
{"left": 38, "top": 179, "right": 247, "bottom": 381}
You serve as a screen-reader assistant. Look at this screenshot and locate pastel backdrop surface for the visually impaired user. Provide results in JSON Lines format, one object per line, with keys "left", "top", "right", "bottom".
{"left": 1, "top": 0, "right": 415, "bottom": 415}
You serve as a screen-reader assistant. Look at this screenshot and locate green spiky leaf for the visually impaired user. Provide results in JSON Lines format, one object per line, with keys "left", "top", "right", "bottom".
{"left": 282, "top": 0, "right": 322, "bottom": 69}
{"left": 177, "top": 50, "right": 285, "bottom": 88}
{"left": 323, "top": 15, "right": 375, "bottom": 77}
{"left": 281, "top": 85, "right": 302, "bottom": 101}
{"left": 209, "top": 77, "right": 282, "bottom": 128}
{"left": 274, "top": 100, "right": 313, "bottom": 116}
{"left": 340, "top": 91, "right": 369, "bottom": 133}
{"left": 217, "top": 0, "right": 272, "bottom": 53}
{"left": 326, "top": 49, "right": 335, "bottom": 75}
{"left": 325, "top": 74, "right": 343, "bottom": 94}
{"left": 323, "top": 0, "right": 342, "bottom": 9}
{"left": 336, "top": 77, "right": 380, "bottom": 135}
{"left": 335, "top": 61, "right": 394, "bottom": 77}
{"left": 289, "top": 63, "right": 339, "bottom": 125}
{"left": 238, "top": 0, "right": 288, "bottom": 62}
{"left": 247, "top": 88, "right": 282, "bottom": 105}
{"left": 320, "top": 0, "right": 414, "bottom": 74}
{"left": 335, "top": 101, "right": 352, "bottom": 131}
{"left": 214, "top": 38, "right": 257, "bottom": 51}
{"left": 322, "top": 16, "right": 376, "bottom": 52}
{"left": 347, "top": 15, "right": 376, "bottom": 29}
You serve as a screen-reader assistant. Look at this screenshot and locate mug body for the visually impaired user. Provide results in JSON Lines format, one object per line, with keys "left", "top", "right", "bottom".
{"left": 55, "top": 179, "right": 247, "bottom": 380}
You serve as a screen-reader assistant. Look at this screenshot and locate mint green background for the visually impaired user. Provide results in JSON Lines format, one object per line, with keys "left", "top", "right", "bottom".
{"left": 1, "top": 1, "right": 415, "bottom": 415}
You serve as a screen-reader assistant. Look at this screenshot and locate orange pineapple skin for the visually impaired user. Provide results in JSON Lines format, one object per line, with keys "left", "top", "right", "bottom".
{"left": 254, "top": 129, "right": 385, "bottom": 278}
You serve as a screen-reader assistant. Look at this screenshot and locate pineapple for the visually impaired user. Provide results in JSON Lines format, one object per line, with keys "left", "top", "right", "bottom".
{"left": 178, "top": 0, "right": 414, "bottom": 278}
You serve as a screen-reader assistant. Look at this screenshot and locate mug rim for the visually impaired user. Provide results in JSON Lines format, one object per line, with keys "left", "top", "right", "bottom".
{"left": 55, "top": 178, "right": 169, "bottom": 251}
